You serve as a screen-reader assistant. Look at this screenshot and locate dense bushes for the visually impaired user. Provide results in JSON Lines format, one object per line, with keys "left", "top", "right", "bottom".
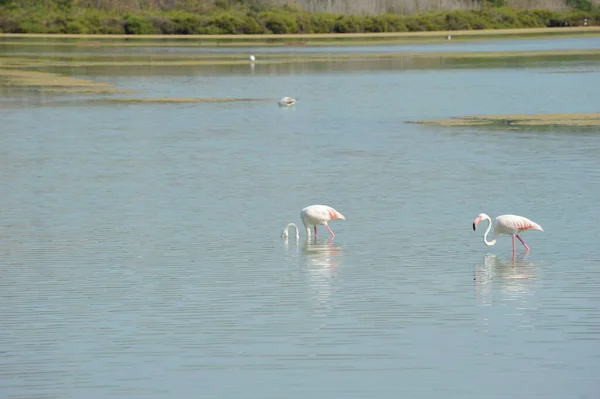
{"left": 0, "top": 3, "right": 598, "bottom": 34}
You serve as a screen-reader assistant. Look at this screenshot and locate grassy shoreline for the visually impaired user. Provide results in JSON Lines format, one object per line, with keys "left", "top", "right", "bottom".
{"left": 1, "top": 27, "right": 599, "bottom": 47}
{"left": 2, "top": 26, "right": 599, "bottom": 40}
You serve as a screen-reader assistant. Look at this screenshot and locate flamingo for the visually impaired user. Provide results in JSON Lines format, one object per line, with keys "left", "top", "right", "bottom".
{"left": 281, "top": 205, "right": 345, "bottom": 239}
{"left": 278, "top": 97, "right": 297, "bottom": 107}
{"left": 473, "top": 213, "right": 543, "bottom": 255}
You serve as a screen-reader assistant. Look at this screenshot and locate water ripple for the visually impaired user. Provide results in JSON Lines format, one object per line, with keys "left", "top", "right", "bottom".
{"left": 2, "top": 40, "right": 600, "bottom": 399}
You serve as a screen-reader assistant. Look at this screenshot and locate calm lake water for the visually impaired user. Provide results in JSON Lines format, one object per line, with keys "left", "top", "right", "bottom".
{"left": 1, "top": 36, "right": 600, "bottom": 399}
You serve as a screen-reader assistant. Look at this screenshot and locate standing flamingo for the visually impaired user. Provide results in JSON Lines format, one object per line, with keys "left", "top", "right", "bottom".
{"left": 281, "top": 205, "right": 345, "bottom": 239}
{"left": 473, "top": 213, "right": 543, "bottom": 255}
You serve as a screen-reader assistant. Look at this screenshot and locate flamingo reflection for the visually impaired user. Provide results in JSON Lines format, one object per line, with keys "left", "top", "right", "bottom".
{"left": 282, "top": 236, "right": 343, "bottom": 314}
{"left": 303, "top": 239, "right": 343, "bottom": 315}
{"left": 474, "top": 252, "right": 539, "bottom": 307}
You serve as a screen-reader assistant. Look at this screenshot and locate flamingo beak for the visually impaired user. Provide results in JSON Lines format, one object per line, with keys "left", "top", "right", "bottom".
{"left": 472, "top": 217, "right": 481, "bottom": 231}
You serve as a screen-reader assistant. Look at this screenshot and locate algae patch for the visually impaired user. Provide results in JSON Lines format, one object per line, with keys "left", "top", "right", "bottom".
{"left": 410, "top": 113, "right": 600, "bottom": 128}
{"left": 0, "top": 68, "right": 133, "bottom": 94}
{"left": 83, "top": 97, "right": 272, "bottom": 104}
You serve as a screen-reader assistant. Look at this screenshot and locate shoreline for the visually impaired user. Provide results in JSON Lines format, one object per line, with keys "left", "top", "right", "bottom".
{"left": 1, "top": 27, "right": 599, "bottom": 44}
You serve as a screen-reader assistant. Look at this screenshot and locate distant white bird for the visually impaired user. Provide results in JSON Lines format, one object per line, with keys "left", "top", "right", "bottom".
{"left": 249, "top": 55, "right": 256, "bottom": 62}
{"left": 278, "top": 97, "right": 297, "bottom": 107}
{"left": 473, "top": 213, "right": 543, "bottom": 255}
{"left": 281, "top": 205, "right": 345, "bottom": 239}
{"left": 446, "top": 35, "right": 452, "bottom": 40}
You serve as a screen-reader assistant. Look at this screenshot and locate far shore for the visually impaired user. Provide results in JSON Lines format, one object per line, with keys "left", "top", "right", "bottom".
{"left": 1, "top": 26, "right": 599, "bottom": 46}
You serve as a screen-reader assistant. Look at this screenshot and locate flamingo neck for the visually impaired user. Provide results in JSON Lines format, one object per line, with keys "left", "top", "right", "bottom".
{"left": 482, "top": 216, "right": 497, "bottom": 246}
{"left": 281, "top": 223, "right": 300, "bottom": 240}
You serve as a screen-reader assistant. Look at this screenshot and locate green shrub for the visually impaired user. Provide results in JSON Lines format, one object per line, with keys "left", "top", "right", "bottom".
{"left": 195, "top": 25, "right": 221, "bottom": 34}
{"left": 241, "top": 15, "right": 265, "bottom": 33}
{"left": 294, "top": 14, "right": 313, "bottom": 33}
{"left": 1, "top": 2, "right": 599, "bottom": 35}
{"left": 308, "top": 13, "right": 336, "bottom": 33}
{"left": 209, "top": 12, "right": 236, "bottom": 33}
{"left": 363, "top": 16, "right": 384, "bottom": 32}
{"left": 0, "top": 16, "right": 19, "bottom": 33}
{"left": 214, "top": 0, "right": 229, "bottom": 10}
{"left": 525, "top": 9, "right": 556, "bottom": 26}
{"left": 124, "top": 15, "right": 155, "bottom": 34}
{"left": 17, "top": 20, "right": 45, "bottom": 33}
{"left": 149, "top": 15, "right": 177, "bottom": 34}
{"left": 381, "top": 14, "right": 408, "bottom": 32}
{"left": 403, "top": 14, "right": 438, "bottom": 31}
{"left": 564, "top": 10, "right": 595, "bottom": 26}
{"left": 333, "top": 16, "right": 364, "bottom": 33}
{"left": 259, "top": 12, "right": 297, "bottom": 34}
{"left": 97, "top": 17, "right": 126, "bottom": 34}
{"left": 65, "top": 20, "right": 87, "bottom": 33}
{"left": 167, "top": 11, "right": 204, "bottom": 34}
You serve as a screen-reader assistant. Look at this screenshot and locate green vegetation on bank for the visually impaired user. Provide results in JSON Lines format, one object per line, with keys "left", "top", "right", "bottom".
{"left": 0, "top": 0, "right": 598, "bottom": 35}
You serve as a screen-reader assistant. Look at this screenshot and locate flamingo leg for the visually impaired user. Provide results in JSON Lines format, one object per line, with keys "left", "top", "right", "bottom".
{"left": 516, "top": 234, "right": 530, "bottom": 250}
{"left": 325, "top": 225, "right": 335, "bottom": 237}
{"left": 314, "top": 226, "right": 317, "bottom": 237}
{"left": 512, "top": 235, "right": 516, "bottom": 256}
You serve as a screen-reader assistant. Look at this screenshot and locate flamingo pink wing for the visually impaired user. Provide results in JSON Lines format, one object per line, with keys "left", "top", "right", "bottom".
{"left": 327, "top": 208, "right": 338, "bottom": 220}
{"left": 500, "top": 215, "right": 543, "bottom": 232}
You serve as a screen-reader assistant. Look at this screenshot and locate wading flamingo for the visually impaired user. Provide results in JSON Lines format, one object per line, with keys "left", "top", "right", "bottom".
{"left": 281, "top": 205, "right": 345, "bottom": 239}
{"left": 473, "top": 213, "right": 543, "bottom": 255}
{"left": 278, "top": 97, "right": 297, "bottom": 107}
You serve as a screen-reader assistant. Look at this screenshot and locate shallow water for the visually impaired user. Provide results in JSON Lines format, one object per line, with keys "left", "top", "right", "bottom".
{"left": 1, "top": 35, "right": 599, "bottom": 56}
{"left": 1, "top": 37, "right": 600, "bottom": 399}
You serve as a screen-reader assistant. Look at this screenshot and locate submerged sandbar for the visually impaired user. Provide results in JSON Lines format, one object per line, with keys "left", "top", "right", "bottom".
{"left": 0, "top": 68, "right": 133, "bottom": 94}
{"left": 85, "top": 97, "right": 272, "bottom": 104}
{"left": 410, "top": 113, "right": 600, "bottom": 128}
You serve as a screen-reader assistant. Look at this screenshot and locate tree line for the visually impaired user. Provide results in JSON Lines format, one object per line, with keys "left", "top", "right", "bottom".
{"left": 0, "top": 0, "right": 597, "bottom": 34}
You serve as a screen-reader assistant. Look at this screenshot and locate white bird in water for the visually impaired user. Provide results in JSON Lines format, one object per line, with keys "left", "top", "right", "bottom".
{"left": 281, "top": 205, "right": 345, "bottom": 239}
{"left": 473, "top": 213, "right": 543, "bottom": 255}
{"left": 278, "top": 97, "right": 297, "bottom": 107}
{"left": 249, "top": 55, "right": 256, "bottom": 62}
